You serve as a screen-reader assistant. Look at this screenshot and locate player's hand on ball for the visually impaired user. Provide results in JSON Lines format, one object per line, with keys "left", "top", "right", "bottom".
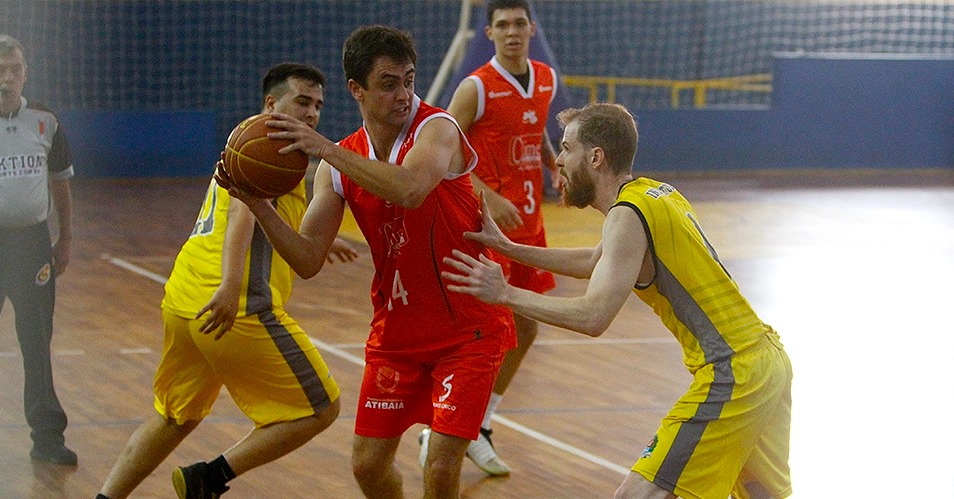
{"left": 441, "top": 249, "right": 509, "bottom": 305}
{"left": 267, "top": 112, "right": 330, "bottom": 160}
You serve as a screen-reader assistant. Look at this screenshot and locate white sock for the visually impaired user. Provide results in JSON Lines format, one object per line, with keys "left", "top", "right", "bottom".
{"left": 482, "top": 393, "right": 503, "bottom": 430}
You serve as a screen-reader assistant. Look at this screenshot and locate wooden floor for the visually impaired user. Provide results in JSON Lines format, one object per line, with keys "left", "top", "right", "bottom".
{"left": 1, "top": 168, "right": 952, "bottom": 498}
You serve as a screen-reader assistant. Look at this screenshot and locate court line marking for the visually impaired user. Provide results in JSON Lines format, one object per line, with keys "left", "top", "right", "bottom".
{"left": 103, "top": 254, "right": 630, "bottom": 476}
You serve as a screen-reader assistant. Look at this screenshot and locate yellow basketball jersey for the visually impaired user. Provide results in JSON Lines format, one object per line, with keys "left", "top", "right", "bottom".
{"left": 616, "top": 177, "right": 773, "bottom": 373}
{"left": 162, "top": 178, "right": 307, "bottom": 318}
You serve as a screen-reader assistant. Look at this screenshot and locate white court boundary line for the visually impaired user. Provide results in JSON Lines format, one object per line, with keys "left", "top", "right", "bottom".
{"left": 103, "top": 254, "right": 630, "bottom": 476}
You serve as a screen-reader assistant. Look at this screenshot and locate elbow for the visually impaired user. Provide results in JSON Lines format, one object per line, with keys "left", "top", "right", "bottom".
{"left": 578, "top": 316, "right": 611, "bottom": 338}
{"left": 293, "top": 261, "right": 323, "bottom": 280}
{"left": 394, "top": 190, "right": 428, "bottom": 209}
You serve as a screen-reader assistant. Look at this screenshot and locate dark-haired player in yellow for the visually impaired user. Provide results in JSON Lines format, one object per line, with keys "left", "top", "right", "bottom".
{"left": 443, "top": 102, "right": 793, "bottom": 499}
{"left": 98, "top": 63, "right": 357, "bottom": 499}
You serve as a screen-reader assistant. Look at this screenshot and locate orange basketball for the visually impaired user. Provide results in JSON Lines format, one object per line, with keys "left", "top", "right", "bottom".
{"left": 223, "top": 114, "right": 309, "bottom": 198}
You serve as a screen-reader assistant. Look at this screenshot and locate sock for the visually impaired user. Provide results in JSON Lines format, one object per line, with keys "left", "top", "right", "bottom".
{"left": 482, "top": 393, "right": 503, "bottom": 430}
{"left": 206, "top": 455, "right": 237, "bottom": 490}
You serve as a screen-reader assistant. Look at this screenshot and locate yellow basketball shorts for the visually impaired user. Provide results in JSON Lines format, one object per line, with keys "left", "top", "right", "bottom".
{"left": 633, "top": 333, "right": 793, "bottom": 499}
{"left": 154, "top": 308, "right": 340, "bottom": 427}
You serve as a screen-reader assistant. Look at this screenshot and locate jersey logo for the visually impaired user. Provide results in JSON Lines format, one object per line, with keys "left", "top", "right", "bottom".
{"left": 4, "top": 125, "right": 16, "bottom": 134}
{"left": 510, "top": 133, "right": 543, "bottom": 167}
{"left": 489, "top": 90, "right": 512, "bottom": 99}
{"left": 645, "top": 184, "right": 674, "bottom": 199}
{"left": 380, "top": 214, "right": 408, "bottom": 257}
{"left": 521, "top": 110, "right": 539, "bottom": 125}
{"left": 38, "top": 119, "right": 45, "bottom": 136}
{"left": 538, "top": 85, "right": 552, "bottom": 93}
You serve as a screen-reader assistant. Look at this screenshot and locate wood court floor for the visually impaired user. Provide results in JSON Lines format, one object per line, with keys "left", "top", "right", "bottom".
{"left": 1, "top": 168, "right": 952, "bottom": 498}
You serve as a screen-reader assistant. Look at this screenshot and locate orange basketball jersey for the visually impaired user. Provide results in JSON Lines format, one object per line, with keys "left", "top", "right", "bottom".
{"left": 465, "top": 57, "right": 557, "bottom": 242}
{"left": 331, "top": 95, "right": 515, "bottom": 355}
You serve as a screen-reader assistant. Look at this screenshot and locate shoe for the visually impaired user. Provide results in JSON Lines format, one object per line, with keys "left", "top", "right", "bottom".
{"left": 418, "top": 427, "right": 431, "bottom": 468}
{"left": 172, "top": 462, "right": 230, "bottom": 498}
{"left": 30, "top": 443, "right": 77, "bottom": 466}
{"left": 466, "top": 428, "right": 511, "bottom": 476}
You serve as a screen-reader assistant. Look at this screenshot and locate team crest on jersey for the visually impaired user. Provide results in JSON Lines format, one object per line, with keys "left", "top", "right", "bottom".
{"left": 375, "top": 365, "right": 400, "bottom": 393}
{"left": 38, "top": 119, "right": 45, "bottom": 136}
{"left": 35, "top": 263, "right": 52, "bottom": 286}
{"left": 521, "top": 110, "right": 539, "bottom": 125}
{"left": 380, "top": 216, "right": 408, "bottom": 257}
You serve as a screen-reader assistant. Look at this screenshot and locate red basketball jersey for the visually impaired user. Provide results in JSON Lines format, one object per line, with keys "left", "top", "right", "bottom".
{"left": 465, "top": 57, "right": 557, "bottom": 242}
{"left": 332, "top": 96, "right": 515, "bottom": 355}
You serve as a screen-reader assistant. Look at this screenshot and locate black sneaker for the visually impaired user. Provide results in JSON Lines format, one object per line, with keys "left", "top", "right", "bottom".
{"left": 172, "top": 462, "right": 230, "bottom": 498}
{"left": 30, "top": 443, "right": 77, "bottom": 466}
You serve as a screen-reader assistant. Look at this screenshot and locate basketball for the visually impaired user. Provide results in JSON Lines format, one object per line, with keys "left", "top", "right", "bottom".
{"left": 223, "top": 114, "right": 309, "bottom": 198}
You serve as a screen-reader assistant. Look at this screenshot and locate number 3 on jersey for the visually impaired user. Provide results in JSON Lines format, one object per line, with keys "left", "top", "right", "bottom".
{"left": 523, "top": 180, "right": 536, "bottom": 215}
{"left": 387, "top": 269, "right": 409, "bottom": 311}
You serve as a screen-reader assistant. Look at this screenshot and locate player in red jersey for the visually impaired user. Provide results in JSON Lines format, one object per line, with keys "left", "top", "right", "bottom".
{"left": 435, "top": 0, "right": 564, "bottom": 475}
{"left": 218, "top": 25, "right": 516, "bottom": 498}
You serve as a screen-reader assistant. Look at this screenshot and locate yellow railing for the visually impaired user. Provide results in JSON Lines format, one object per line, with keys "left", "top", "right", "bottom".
{"left": 562, "top": 73, "right": 772, "bottom": 108}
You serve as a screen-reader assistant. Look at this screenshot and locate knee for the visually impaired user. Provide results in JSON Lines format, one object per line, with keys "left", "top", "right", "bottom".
{"left": 425, "top": 459, "right": 460, "bottom": 489}
{"left": 315, "top": 398, "right": 340, "bottom": 431}
{"left": 614, "top": 471, "right": 673, "bottom": 499}
{"left": 351, "top": 443, "right": 388, "bottom": 486}
{"left": 351, "top": 454, "right": 383, "bottom": 487}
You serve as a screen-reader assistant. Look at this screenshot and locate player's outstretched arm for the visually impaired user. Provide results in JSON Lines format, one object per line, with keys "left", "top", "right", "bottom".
{"left": 465, "top": 194, "right": 599, "bottom": 279}
{"left": 445, "top": 207, "right": 646, "bottom": 337}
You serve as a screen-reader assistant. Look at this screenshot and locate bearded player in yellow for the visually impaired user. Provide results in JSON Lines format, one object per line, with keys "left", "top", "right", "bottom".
{"left": 98, "top": 63, "right": 357, "bottom": 499}
{"left": 442, "top": 103, "right": 793, "bottom": 499}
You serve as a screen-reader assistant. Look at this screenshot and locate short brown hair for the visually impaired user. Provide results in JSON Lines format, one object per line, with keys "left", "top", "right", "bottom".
{"left": 557, "top": 103, "right": 638, "bottom": 175}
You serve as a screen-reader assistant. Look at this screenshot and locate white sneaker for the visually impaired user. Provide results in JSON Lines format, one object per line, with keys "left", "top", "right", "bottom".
{"left": 466, "top": 428, "right": 511, "bottom": 476}
{"left": 418, "top": 427, "right": 431, "bottom": 468}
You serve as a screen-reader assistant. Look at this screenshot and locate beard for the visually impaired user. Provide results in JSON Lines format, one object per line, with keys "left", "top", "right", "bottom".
{"left": 563, "top": 167, "right": 596, "bottom": 208}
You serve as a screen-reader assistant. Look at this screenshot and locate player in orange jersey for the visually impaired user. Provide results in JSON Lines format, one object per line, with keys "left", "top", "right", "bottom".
{"left": 218, "top": 26, "right": 516, "bottom": 499}
{"left": 429, "top": 0, "right": 564, "bottom": 476}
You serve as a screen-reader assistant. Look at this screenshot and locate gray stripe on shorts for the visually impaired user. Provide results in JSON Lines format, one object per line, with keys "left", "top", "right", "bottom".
{"left": 258, "top": 309, "right": 332, "bottom": 412}
{"left": 654, "top": 358, "right": 735, "bottom": 490}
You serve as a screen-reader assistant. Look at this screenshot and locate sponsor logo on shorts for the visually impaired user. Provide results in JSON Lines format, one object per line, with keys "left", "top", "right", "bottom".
{"left": 432, "top": 374, "right": 457, "bottom": 411}
{"left": 35, "top": 263, "right": 51, "bottom": 286}
{"left": 365, "top": 398, "right": 405, "bottom": 410}
{"left": 640, "top": 434, "right": 658, "bottom": 459}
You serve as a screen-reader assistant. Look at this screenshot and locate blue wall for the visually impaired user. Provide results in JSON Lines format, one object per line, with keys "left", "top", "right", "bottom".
{"left": 636, "top": 53, "right": 954, "bottom": 171}
{"left": 3, "top": 1, "right": 953, "bottom": 175}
